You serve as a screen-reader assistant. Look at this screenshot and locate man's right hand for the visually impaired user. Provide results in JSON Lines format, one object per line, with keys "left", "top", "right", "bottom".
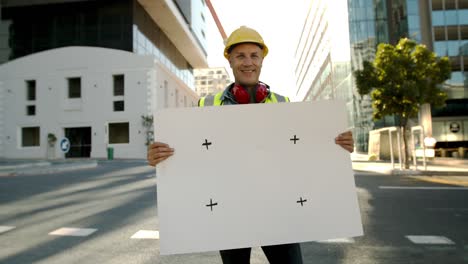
{"left": 147, "top": 142, "right": 174, "bottom": 167}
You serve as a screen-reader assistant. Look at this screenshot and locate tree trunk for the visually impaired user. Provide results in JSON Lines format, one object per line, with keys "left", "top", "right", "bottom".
{"left": 399, "top": 116, "right": 411, "bottom": 169}
{"left": 402, "top": 126, "right": 411, "bottom": 169}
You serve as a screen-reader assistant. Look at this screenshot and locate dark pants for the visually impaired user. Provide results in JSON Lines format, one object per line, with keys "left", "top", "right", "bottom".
{"left": 220, "top": 243, "right": 303, "bottom": 264}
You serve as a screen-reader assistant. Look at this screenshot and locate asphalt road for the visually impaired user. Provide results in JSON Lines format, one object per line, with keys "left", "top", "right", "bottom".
{"left": 0, "top": 161, "right": 467, "bottom": 264}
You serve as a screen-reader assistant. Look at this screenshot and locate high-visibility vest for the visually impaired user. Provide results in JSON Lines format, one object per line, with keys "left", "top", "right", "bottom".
{"left": 199, "top": 88, "right": 289, "bottom": 107}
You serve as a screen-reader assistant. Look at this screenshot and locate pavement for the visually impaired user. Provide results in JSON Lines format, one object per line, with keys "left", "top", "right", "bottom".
{"left": 351, "top": 153, "right": 468, "bottom": 187}
{"left": 1, "top": 156, "right": 468, "bottom": 186}
{"left": 0, "top": 158, "right": 99, "bottom": 177}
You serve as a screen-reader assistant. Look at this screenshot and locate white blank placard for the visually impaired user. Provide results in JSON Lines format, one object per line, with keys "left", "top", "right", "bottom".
{"left": 154, "top": 101, "right": 363, "bottom": 255}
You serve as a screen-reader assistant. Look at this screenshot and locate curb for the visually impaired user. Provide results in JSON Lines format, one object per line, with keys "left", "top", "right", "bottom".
{"left": 0, "top": 161, "right": 51, "bottom": 172}
{"left": 407, "top": 175, "right": 468, "bottom": 187}
{"left": 390, "top": 170, "right": 468, "bottom": 176}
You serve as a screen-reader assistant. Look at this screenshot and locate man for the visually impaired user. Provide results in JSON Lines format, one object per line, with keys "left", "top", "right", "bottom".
{"left": 147, "top": 26, "right": 354, "bottom": 264}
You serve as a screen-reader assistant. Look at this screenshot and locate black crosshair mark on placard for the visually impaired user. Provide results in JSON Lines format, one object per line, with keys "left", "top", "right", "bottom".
{"left": 206, "top": 198, "right": 218, "bottom": 211}
{"left": 290, "top": 135, "right": 300, "bottom": 144}
{"left": 202, "top": 139, "right": 212, "bottom": 150}
{"left": 203, "top": 136, "right": 300, "bottom": 148}
{"left": 297, "top": 197, "right": 307, "bottom": 206}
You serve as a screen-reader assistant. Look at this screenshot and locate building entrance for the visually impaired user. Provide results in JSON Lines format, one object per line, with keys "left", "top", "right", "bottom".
{"left": 64, "top": 127, "right": 92, "bottom": 158}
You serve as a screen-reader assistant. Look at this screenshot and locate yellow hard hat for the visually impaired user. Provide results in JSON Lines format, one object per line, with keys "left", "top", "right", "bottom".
{"left": 224, "top": 26, "right": 269, "bottom": 59}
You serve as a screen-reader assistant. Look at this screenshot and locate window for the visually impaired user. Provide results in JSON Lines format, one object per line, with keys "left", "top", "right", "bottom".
{"left": 445, "top": 0, "right": 456, "bottom": 9}
{"left": 109, "top": 122, "right": 129, "bottom": 144}
{"left": 459, "top": 10, "right": 468, "bottom": 25}
{"left": 434, "top": 41, "right": 448, "bottom": 56}
{"left": 22, "top": 127, "right": 40, "bottom": 147}
{"left": 26, "top": 105, "right": 36, "bottom": 116}
{"left": 446, "top": 71, "right": 464, "bottom": 86}
{"left": 432, "top": 11, "right": 444, "bottom": 26}
{"left": 113, "top": 74, "right": 124, "bottom": 96}
{"left": 26, "top": 80, "right": 36, "bottom": 100}
{"left": 445, "top": 10, "right": 458, "bottom": 25}
{"left": 164, "top": 80, "right": 169, "bottom": 108}
{"left": 447, "top": 40, "right": 460, "bottom": 56}
{"left": 68, "top": 77, "right": 81, "bottom": 98}
{"left": 461, "top": 40, "right": 468, "bottom": 56}
{"left": 113, "top": 100, "right": 124, "bottom": 111}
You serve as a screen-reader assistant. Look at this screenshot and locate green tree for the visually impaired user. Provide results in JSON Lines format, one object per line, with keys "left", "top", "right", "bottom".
{"left": 354, "top": 38, "right": 451, "bottom": 168}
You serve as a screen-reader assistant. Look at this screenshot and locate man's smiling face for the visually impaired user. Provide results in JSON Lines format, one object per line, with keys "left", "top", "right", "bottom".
{"left": 228, "top": 43, "right": 264, "bottom": 89}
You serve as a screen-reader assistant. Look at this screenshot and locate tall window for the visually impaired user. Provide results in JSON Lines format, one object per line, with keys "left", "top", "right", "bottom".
{"left": 113, "top": 74, "right": 125, "bottom": 111}
{"left": 109, "top": 122, "right": 129, "bottom": 144}
{"left": 26, "top": 80, "right": 36, "bottom": 116}
{"left": 68, "top": 77, "right": 81, "bottom": 98}
{"left": 26, "top": 80, "right": 36, "bottom": 100}
{"left": 164, "top": 80, "right": 169, "bottom": 108}
{"left": 113, "top": 101, "right": 124, "bottom": 111}
{"left": 26, "top": 105, "right": 36, "bottom": 116}
{"left": 113, "top": 74, "right": 124, "bottom": 96}
{"left": 22, "top": 127, "right": 40, "bottom": 147}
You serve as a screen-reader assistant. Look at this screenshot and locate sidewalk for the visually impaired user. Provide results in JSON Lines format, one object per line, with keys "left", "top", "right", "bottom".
{"left": 352, "top": 154, "right": 468, "bottom": 187}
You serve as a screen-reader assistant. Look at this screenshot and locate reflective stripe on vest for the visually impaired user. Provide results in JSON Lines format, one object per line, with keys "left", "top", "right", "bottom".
{"left": 199, "top": 92, "right": 289, "bottom": 106}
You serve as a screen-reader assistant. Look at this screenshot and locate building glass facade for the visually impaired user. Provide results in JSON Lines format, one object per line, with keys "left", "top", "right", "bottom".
{"left": 348, "top": 0, "right": 390, "bottom": 152}
{"left": 0, "top": 0, "right": 204, "bottom": 90}
{"left": 132, "top": 2, "right": 196, "bottom": 89}
{"left": 348, "top": 0, "right": 468, "bottom": 153}
{"left": 1, "top": 0, "right": 133, "bottom": 61}
{"left": 294, "top": 0, "right": 356, "bottom": 152}
{"left": 430, "top": 0, "right": 468, "bottom": 151}
{"left": 432, "top": 0, "right": 468, "bottom": 100}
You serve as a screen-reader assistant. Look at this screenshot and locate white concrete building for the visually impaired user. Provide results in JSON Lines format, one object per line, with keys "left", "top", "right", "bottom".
{"left": 0, "top": 46, "right": 199, "bottom": 159}
{"left": 0, "top": 0, "right": 212, "bottom": 159}
{"left": 194, "top": 67, "right": 231, "bottom": 97}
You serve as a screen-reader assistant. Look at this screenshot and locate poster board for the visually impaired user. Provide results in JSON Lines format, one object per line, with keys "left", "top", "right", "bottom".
{"left": 154, "top": 101, "right": 363, "bottom": 255}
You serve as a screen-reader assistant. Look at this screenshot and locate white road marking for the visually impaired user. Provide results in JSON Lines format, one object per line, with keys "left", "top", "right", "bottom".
{"left": 380, "top": 186, "right": 468, "bottom": 190}
{"left": 131, "top": 230, "right": 160, "bottom": 239}
{"left": 406, "top": 235, "right": 455, "bottom": 245}
{"left": 426, "top": 208, "right": 468, "bottom": 211}
{"left": 49, "top": 227, "right": 97, "bottom": 237}
{"left": 319, "top": 237, "right": 355, "bottom": 243}
{"left": 0, "top": 226, "right": 15, "bottom": 234}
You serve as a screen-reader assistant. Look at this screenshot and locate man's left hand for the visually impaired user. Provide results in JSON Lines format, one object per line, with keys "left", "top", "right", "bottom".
{"left": 335, "top": 130, "right": 354, "bottom": 153}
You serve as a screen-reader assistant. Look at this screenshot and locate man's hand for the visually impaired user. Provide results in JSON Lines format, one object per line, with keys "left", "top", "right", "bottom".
{"left": 147, "top": 142, "right": 174, "bottom": 167}
{"left": 335, "top": 131, "right": 354, "bottom": 153}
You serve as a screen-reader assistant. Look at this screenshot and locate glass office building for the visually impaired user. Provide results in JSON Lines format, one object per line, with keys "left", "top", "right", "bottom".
{"left": 348, "top": 0, "right": 468, "bottom": 154}
{"left": 0, "top": 0, "right": 209, "bottom": 90}
{"left": 431, "top": 0, "right": 468, "bottom": 152}
{"left": 348, "top": 0, "right": 409, "bottom": 152}
{"left": 294, "top": 0, "right": 354, "bottom": 136}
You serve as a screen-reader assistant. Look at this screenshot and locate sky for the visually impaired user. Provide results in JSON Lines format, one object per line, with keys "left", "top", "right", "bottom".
{"left": 205, "top": 0, "right": 310, "bottom": 99}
